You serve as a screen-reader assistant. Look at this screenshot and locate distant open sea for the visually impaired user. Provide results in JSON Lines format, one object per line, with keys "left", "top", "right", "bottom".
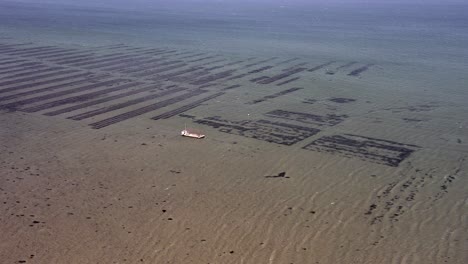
{"left": 1, "top": 1, "right": 467, "bottom": 65}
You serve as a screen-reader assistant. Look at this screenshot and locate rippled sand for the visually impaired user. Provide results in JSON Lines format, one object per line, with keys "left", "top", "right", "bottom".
{"left": 1, "top": 1, "right": 468, "bottom": 263}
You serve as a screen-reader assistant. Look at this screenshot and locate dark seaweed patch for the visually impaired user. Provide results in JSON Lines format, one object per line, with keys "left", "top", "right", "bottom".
{"left": 276, "top": 77, "right": 300, "bottom": 86}
{"left": 247, "top": 87, "right": 302, "bottom": 105}
{"left": 275, "top": 58, "right": 299, "bottom": 65}
{"left": 264, "top": 109, "right": 348, "bottom": 126}
{"left": 301, "top": 98, "right": 317, "bottom": 105}
{"left": 302, "top": 134, "right": 420, "bottom": 167}
{"left": 244, "top": 57, "right": 277, "bottom": 68}
{"left": 265, "top": 172, "right": 288, "bottom": 178}
{"left": 228, "top": 66, "right": 273, "bottom": 81}
{"left": 190, "top": 70, "right": 236, "bottom": 85}
{"left": 336, "top": 61, "right": 357, "bottom": 70}
{"left": 135, "top": 63, "right": 187, "bottom": 78}
{"left": 122, "top": 59, "right": 180, "bottom": 74}
{"left": 178, "top": 53, "right": 207, "bottom": 60}
{"left": 195, "top": 116, "right": 320, "bottom": 146}
{"left": 188, "top": 56, "right": 218, "bottom": 63}
{"left": 348, "top": 64, "right": 374, "bottom": 76}
{"left": 151, "top": 92, "right": 225, "bottom": 120}
{"left": 249, "top": 76, "right": 269, "bottom": 82}
{"left": 222, "top": 84, "right": 241, "bottom": 90}
{"left": 328, "top": 97, "right": 356, "bottom": 103}
{"left": 257, "top": 68, "right": 307, "bottom": 84}
{"left": 308, "top": 61, "right": 336, "bottom": 72}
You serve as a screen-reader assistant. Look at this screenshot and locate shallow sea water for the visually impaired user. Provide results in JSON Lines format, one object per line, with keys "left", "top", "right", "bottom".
{"left": 0, "top": 1, "right": 467, "bottom": 263}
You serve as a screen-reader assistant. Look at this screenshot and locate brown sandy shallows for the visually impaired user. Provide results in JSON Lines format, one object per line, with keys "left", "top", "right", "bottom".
{"left": 1, "top": 109, "right": 467, "bottom": 264}
{"left": 0, "top": 40, "right": 467, "bottom": 263}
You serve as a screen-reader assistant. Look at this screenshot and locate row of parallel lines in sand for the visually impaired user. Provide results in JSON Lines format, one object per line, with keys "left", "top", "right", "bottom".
{"left": 0, "top": 73, "right": 103, "bottom": 102}
{"left": 0, "top": 78, "right": 127, "bottom": 110}
{"left": 51, "top": 52, "right": 121, "bottom": 65}
{"left": 190, "top": 69, "right": 237, "bottom": 85}
{"left": 89, "top": 89, "right": 208, "bottom": 129}
{"left": 97, "top": 54, "right": 168, "bottom": 72}
{"left": 0, "top": 69, "right": 79, "bottom": 88}
{"left": 0, "top": 47, "right": 33, "bottom": 55}
{"left": 3, "top": 47, "right": 67, "bottom": 57}
{"left": 0, "top": 43, "right": 32, "bottom": 50}
{"left": 54, "top": 53, "right": 125, "bottom": 66}
{"left": 125, "top": 49, "right": 176, "bottom": 57}
{"left": 0, "top": 72, "right": 96, "bottom": 96}
{"left": 178, "top": 52, "right": 207, "bottom": 60}
{"left": 282, "top": 62, "right": 308, "bottom": 70}
{"left": 71, "top": 54, "right": 141, "bottom": 68}
{"left": 87, "top": 50, "right": 190, "bottom": 72}
{"left": 81, "top": 50, "right": 188, "bottom": 70}
{"left": 35, "top": 50, "right": 95, "bottom": 60}
{"left": 347, "top": 63, "right": 374, "bottom": 76}
{"left": 308, "top": 61, "right": 336, "bottom": 72}
{"left": 336, "top": 61, "right": 357, "bottom": 70}
{"left": 244, "top": 57, "right": 278, "bottom": 68}
{"left": 166, "top": 60, "right": 245, "bottom": 83}
{"left": 246, "top": 87, "right": 303, "bottom": 105}
{"left": 0, "top": 62, "right": 44, "bottom": 74}
{"left": 0, "top": 58, "right": 27, "bottom": 66}
{"left": 0, "top": 44, "right": 52, "bottom": 53}
{"left": 1, "top": 46, "right": 59, "bottom": 56}
{"left": 276, "top": 77, "right": 301, "bottom": 86}
{"left": 95, "top": 44, "right": 126, "bottom": 50}
{"left": 275, "top": 57, "right": 300, "bottom": 66}
{"left": 82, "top": 55, "right": 150, "bottom": 70}
{"left": 132, "top": 48, "right": 169, "bottom": 55}
{"left": 45, "top": 53, "right": 95, "bottom": 64}
{"left": 117, "top": 51, "right": 190, "bottom": 71}
{"left": 43, "top": 85, "right": 162, "bottom": 116}
{"left": 138, "top": 49, "right": 177, "bottom": 57}
{"left": 146, "top": 58, "right": 229, "bottom": 82}
{"left": 9, "top": 48, "right": 80, "bottom": 58}
{"left": 107, "top": 53, "right": 214, "bottom": 76}
{"left": 227, "top": 65, "right": 274, "bottom": 81}
{"left": 131, "top": 62, "right": 188, "bottom": 78}
{"left": 21, "top": 81, "right": 145, "bottom": 113}
{"left": 68, "top": 86, "right": 186, "bottom": 121}
{"left": 122, "top": 59, "right": 184, "bottom": 76}
{"left": 151, "top": 92, "right": 225, "bottom": 120}
{"left": 186, "top": 55, "right": 220, "bottom": 63}
{"left": 116, "top": 58, "right": 179, "bottom": 74}
{"left": 0, "top": 66, "right": 64, "bottom": 80}
{"left": 256, "top": 67, "right": 307, "bottom": 84}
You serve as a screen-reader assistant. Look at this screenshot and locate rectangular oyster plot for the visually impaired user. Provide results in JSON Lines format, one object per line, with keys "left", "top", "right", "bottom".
{"left": 264, "top": 109, "right": 348, "bottom": 127}
{"left": 302, "top": 134, "right": 420, "bottom": 167}
{"left": 195, "top": 116, "right": 320, "bottom": 145}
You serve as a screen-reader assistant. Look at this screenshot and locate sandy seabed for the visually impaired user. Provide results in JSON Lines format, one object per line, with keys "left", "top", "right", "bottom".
{"left": 0, "top": 23, "right": 467, "bottom": 263}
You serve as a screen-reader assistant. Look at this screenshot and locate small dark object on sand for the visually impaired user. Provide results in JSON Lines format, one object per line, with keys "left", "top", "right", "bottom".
{"left": 265, "top": 171, "right": 288, "bottom": 178}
